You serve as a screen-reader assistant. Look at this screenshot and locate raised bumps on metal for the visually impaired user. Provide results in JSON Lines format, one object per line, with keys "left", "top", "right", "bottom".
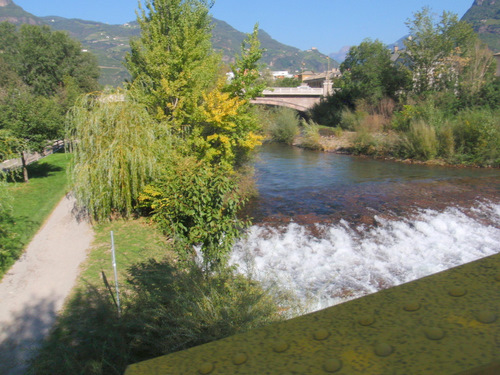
{"left": 124, "top": 253, "right": 500, "bottom": 375}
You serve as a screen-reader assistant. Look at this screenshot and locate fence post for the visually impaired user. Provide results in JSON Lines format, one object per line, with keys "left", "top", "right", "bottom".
{"left": 110, "top": 231, "right": 122, "bottom": 317}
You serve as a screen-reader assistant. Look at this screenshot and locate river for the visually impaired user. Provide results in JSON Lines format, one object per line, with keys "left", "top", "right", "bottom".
{"left": 231, "top": 143, "right": 500, "bottom": 311}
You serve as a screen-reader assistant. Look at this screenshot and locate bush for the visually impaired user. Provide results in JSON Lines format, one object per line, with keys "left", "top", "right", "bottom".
{"left": 398, "top": 120, "right": 439, "bottom": 161}
{"left": 30, "top": 261, "right": 292, "bottom": 375}
{"left": 0, "top": 179, "right": 16, "bottom": 273}
{"left": 437, "top": 125, "right": 455, "bottom": 159}
{"left": 339, "top": 109, "right": 366, "bottom": 131}
{"left": 267, "top": 107, "right": 300, "bottom": 144}
{"left": 452, "top": 109, "right": 500, "bottom": 166}
{"left": 350, "top": 123, "right": 378, "bottom": 155}
{"left": 138, "top": 156, "right": 248, "bottom": 269}
{"left": 299, "top": 120, "right": 323, "bottom": 150}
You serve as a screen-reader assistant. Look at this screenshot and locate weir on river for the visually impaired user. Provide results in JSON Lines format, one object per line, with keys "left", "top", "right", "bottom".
{"left": 232, "top": 143, "right": 500, "bottom": 311}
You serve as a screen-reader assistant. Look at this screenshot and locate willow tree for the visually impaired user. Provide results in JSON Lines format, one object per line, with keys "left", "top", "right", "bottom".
{"left": 125, "top": 0, "right": 220, "bottom": 128}
{"left": 68, "top": 92, "right": 156, "bottom": 221}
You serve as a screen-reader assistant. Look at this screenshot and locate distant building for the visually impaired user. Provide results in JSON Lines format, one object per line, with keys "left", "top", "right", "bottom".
{"left": 298, "top": 70, "right": 315, "bottom": 82}
{"left": 301, "top": 69, "right": 341, "bottom": 88}
{"left": 272, "top": 71, "right": 293, "bottom": 79}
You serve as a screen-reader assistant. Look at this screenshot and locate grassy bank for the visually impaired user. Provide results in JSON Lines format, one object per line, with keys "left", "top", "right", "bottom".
{"left": 1, "top": 152, "right": 72, "bottom": 279}
{"left": 309, "top": 103, "right": 500, "bottom": 168}
{"left": 30, "top": 215, "right": 295, "bottom": 375}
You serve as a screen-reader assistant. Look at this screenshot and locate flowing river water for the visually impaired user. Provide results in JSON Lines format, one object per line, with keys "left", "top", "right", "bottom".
{"left": 230, "top": 143, "right": 500, "bottom": 311}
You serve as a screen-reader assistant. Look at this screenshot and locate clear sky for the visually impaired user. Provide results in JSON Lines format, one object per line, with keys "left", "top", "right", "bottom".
{"left": 14, "top": 0, "right": 474, "bottom": 54}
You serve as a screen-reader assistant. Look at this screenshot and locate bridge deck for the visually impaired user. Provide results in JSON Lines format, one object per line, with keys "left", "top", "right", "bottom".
{"left": 262, "top": 87, "right": 323, "bottom": 96}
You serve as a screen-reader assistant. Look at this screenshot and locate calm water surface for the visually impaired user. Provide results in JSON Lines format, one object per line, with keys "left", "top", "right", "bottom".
{"left": 244, "top": 143, "right": 500, "bottom": 225}
{"left": 232, "top": 143, "right": 500, "bottom": 311}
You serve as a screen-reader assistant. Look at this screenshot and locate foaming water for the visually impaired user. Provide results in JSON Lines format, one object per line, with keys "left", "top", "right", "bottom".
{"left": 231, "top": 201, "right": 500, "bottom": 312}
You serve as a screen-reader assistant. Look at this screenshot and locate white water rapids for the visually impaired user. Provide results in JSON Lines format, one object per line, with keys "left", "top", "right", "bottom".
{"left": 231, "top": 200, "right": 500, "bottom": 312}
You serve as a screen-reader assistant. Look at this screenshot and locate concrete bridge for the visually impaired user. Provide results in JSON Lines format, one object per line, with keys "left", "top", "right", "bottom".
{"left": 251, "top": 82, "right": 333, "bottom": 112}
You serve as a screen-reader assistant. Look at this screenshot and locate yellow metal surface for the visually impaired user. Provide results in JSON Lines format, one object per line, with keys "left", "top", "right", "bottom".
{"left": 125, "top": 253, "right": 500, "bottom": 375}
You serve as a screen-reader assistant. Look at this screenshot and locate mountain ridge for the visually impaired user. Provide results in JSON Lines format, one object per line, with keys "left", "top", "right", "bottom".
{"left": 1, "top": 1, "right": 337, "bottom": 86}
{"left": 461, "top": 0, "right": 500, "bottom": 52}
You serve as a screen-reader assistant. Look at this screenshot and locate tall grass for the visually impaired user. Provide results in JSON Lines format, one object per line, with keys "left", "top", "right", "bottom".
{"left": 299, "top": 120, "right": 323, "bottom": 150}
{"left": 398, "top": 121, "right": 439, "bottom": 161}
{"left": 266, "top": 107, "right": 300, "bottom": 144}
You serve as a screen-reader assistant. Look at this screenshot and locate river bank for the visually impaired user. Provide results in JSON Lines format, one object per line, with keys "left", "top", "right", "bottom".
{"left": 295, "top": 131, "right": 500, "bottom": 169}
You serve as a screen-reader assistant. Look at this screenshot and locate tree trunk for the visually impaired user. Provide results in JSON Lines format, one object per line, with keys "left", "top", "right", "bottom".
{"left": 21, "top": 152, "right": 29, "bottom": 182}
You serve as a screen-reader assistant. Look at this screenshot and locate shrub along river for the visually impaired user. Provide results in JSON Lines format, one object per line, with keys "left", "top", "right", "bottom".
{"left": 231, "top": 143, "right": 500, "bottom": 311}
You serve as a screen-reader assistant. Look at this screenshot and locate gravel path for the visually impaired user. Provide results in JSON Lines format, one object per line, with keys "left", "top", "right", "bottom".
{"left": 0, "top": 194, "right": 94, "bottom": 374}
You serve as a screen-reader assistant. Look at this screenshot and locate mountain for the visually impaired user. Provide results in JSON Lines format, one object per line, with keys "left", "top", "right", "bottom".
{"left": 1, "top": 1, "right": 338, "bottom": 87}
{"left": 0, "top": 0, "right": 41, "bottom": 25}
{"left": 329, "top": 46, "right": 351, "bottom": 63}
{"left": 461, "top": 0, "right": 500, "bottom": 52}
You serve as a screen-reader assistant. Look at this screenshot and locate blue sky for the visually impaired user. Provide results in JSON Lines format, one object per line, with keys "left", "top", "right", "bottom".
{"left": 14, "top": 0, "right": 474, "bottom": 54}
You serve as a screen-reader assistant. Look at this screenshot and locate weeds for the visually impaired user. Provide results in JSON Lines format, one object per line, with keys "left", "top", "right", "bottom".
{"left": 30, "top": 259, "right": 295, "bottom": 374}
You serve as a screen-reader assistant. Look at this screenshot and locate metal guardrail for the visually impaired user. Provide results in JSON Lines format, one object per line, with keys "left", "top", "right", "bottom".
{"left": 262, "top": 87, "right": 324, "bottom": 96}
{"left": 125, "top": 253, "right": 500, "bottom": 374}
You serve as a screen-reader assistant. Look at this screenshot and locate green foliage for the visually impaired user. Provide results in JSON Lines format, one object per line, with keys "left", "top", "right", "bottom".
{"left": 125, "top": 260, "right": 287, "bottom": 359}
{"left": 0, "top": 90, "right": 64, "bottom": 181}
{"left": 461, "top": 0, "right": 500, "bottom": 52}
{"left": 398, "top": 120, "right": 439, "bottom": 160}
{"left": 350, "top": 124, "right": 379, "bottom": 156}
{"left": 403, "top": 7, "right": 478, "bottom": 94}
{"left": 452, "top": 109, "right": 500, "bottom": 166}
{"left": 14, "top": 24, "right": 100, "bottom": 96}
{"left": 272, "top": 76, "right": 302, "bottom": 87}
{"left": 340, "top": 39, "right": 410, "bottom": 104}
{"left": 68, "top": 92, "right": 156, "bottom": 221}
{"left": 0, "top": 177, "right": 15, "bottom": 273}
{"left": 0, "top": 91, "right": 63, "bottom": 150}
{"left": 125, "top": 0, "right": 219, "bottom": 126}
{"left": 0, "top": 129, "right": 22, "bottom": 162}
{"left": 340, "top": 109, "right": 367, "bottom": 131}
{"left": 267, "top": 107, "right": 300, "bottom": 144}
{"left": 299, "top": 120, "right": 323, "bottom": 150}
{"left": 225, "top": 24, "right": 266, "bottom": 100}
{"left": 310, "top": 82, "right": 358, "bottom": 127}
{"left": 138, "top": 157, "right": 247, "bottom": 269}
{"left": 30, "top": 260, "right": 289, "bottom": 374}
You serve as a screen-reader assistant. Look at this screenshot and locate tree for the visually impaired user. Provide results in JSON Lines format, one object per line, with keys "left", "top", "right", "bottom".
{"left": 17, "top": 24, "right": 100, "bottom": 97}
{"left": 0, "top": 90, "right": 63, "bottom": 182}
{"left": 68, "top": 92, "right": 156, "bottom": 221}
{"left": 403, "top": 7, "right": 477, "bottom": 94}
{"left": 458, "top": 39, "right": 496, "bottom": 105}
{"left": 225, "top": 24, "right": 266, "bottom": 101}
{"left": 125, "top": 0, "right": 219, "bottom": 127}
{"left": 340, "top": 39, "right": 409, "bottom": 105}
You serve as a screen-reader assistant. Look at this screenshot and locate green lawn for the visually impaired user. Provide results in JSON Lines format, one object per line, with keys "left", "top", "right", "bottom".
{"left": 1, "top": 152, "right": 72, "bottom": 279}
{"left": 80, "top": 218, "right": 172, "bottom": 287}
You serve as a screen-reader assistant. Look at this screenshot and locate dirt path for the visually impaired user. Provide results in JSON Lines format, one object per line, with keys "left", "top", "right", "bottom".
{"left": 0, "top": 194, "right": 94, "bottom": 375}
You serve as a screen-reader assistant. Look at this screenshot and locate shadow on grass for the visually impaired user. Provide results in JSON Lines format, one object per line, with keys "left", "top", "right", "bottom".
{"left": 29, "top": 259, "right": 288, "bottom": 375}
{"left": 7, "top": 163, "right": 63, "bottom": 183}
{"left": 0, "top": 296, "right": 59, "bottom": 375}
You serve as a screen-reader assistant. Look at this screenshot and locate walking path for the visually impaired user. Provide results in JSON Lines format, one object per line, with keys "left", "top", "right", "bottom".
{"left": 0, "top": 194, "right": 94, "bottom": 374}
